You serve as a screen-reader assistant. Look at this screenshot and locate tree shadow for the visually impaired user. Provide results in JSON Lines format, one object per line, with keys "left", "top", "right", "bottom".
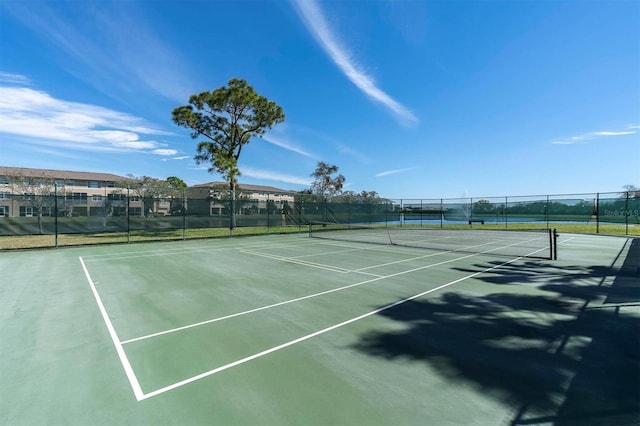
{"left": 353, "top": 238, "right": 640, "bottom": 425}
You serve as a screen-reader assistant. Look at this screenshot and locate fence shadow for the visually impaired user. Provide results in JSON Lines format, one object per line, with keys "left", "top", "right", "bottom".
{"left": 352, "top": 239, "right": 640, "bottom": 425}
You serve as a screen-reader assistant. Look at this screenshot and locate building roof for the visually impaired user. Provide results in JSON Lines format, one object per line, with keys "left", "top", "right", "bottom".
{"left": 193, "top": 182, "right": 292, "bottom": 193}
{"left": 0, "top": 167, "right": 294, "bottom": 193}
{"left": 0, "top": 166, "right": 128, "bottom": 182}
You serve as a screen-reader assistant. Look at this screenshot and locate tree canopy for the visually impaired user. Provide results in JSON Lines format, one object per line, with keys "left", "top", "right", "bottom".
{"left": 172, "top": 78, "right": 285, "bottom": 186}
{"left": 166, "top": 176, "right": 187, "bottom": 189}
{"left": 172, "top": 78, "right": 285, "bottom": 228}
{"left": 309, "top": 161, "right": 345, "bottom": 198}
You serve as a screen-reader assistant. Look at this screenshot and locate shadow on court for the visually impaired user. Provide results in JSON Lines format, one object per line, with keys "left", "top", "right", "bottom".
{"left": 353, "top": 239, "right": 640, "bottom": 425}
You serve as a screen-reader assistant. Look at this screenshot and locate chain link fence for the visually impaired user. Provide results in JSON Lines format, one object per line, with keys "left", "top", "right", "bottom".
{"left": 0, "top": 181, "right": 638, "bottom": 249}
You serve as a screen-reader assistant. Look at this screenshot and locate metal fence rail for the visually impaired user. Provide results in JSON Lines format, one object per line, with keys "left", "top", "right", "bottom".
{"left": 0, "top": 182, "right": 638, "bottom": 249}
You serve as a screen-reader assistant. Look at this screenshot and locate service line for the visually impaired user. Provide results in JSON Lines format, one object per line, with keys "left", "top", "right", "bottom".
{"left": 138, "top": 251, "right": 532, "bottom": 401}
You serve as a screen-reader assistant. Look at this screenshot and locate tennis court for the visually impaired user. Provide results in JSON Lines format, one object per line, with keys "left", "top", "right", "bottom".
{"left": 1, "top": 229, "right": 638, "bottom": 425}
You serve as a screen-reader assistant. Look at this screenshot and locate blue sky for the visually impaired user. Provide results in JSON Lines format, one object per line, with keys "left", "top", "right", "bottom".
{"left": 0, "top": 0, "right": 638, "bottom": 199}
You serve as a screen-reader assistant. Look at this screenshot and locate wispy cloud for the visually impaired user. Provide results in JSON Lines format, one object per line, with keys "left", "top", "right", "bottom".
{"left": 0, "top": 84, "right": 174, "bottom": 155}
{"left": 152, "top": 149, "right": 178, "bottom": 156}
{"left": 552, "top": 125, "right": 638, "bottom": 145}
{"left": 241, "top": 166, "right": 312, "bottom": 187}
{"left": 0, "top": 72, "right": 32, "bottom": 86}
{"left": 337, "top": 144, "right": 373, "bottom": 164}
{"left": 3, "top": 2, "right": 195, "bottom": 103}
{"left": 376, "top": 167, "right": 416, "bottom": 177}
{"left": 160, "top": 155, "right": 190, "bottom": 162}
{"left": 594, "top": 131, "right": 635, "bottom": 136}
{"left": 291, "top": 0, "right": 418, "bottom": 127}
{"left": 262, "top": 135, "right": 316, "bottom": 158}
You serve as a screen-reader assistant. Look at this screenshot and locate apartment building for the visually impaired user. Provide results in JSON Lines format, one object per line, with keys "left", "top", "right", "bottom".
{"left": 0, "top": 167, "right": 134, "bottom": 218}
{"left": 192, "top": 182, "right": 295, "bottom": 216}
{"left": 0, "top": 167, "right": 295, "bottom": 218}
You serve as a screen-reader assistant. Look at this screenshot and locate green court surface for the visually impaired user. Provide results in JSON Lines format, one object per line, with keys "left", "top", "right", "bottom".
{"left": 1, "top": 232, "right": 638, "bottom": 425}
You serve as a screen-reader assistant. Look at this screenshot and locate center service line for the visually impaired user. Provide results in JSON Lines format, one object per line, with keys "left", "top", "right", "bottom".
{"left": 139, "top": 252, "right": 531, "bottom": 401}
{"left": 79, "top": 256, "right": 145, "bottom": 401}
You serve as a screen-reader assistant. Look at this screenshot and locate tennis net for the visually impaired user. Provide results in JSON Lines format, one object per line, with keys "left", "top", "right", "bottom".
{"left": 309, "top": 222, "right": 557, "bottom": 260}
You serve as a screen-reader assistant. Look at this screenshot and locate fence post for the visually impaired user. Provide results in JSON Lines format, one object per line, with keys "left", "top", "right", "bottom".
{"left": 54, "top": 183, "right": 58, "bottom": 249}
{"left": 182, "top": 187, "right": 186, "bottom": 240}
{"left": 266, "top": 193, "right": 270, "bottom": 234}
{"left": 625, "top": 191, "right": 629, "bottom": 235}
{"left": 505, "top": 196, "right": 508, "bottom": 229}
{"left": 546, "top": 195, "right": 549, "bottom": 229}
{"left": 596, "top": 193, "right": 600, "bottom": 234}
{"left": 127, "top": 186, "right": 131, "bottom": 243}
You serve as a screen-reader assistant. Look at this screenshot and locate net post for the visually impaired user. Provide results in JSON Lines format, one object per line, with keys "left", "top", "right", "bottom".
{"left": 553, "top": 228, "right": 558, "bottom": 260}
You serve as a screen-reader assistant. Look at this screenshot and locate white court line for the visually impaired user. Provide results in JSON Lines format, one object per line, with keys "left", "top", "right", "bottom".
{"left": 249, "top": 244, "right": 447, "bottom": 274}
{"left": 122, "top": 238, "right": 551, "bottom": 346}
{"left": 122, "top": 247, "right": 506, "bottom": 346}
{"left": 138, "top": 251, "right": 532, "bottom": 401}
{"left": 80, "top": 236, "right": 317, "bottom": 262}
{"left": 79, "top": 256, "right": 145, "bottom": 401}
{"left": 239, "top": 248, "right": 356, "bottom": 274}
{"left": 86, "top": 236, "right": 551, "bottom": 400}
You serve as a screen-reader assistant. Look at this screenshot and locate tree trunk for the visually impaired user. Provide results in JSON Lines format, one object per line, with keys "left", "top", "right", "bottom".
{"left": 230, "top": 181, "right": 237, "bottom": 230}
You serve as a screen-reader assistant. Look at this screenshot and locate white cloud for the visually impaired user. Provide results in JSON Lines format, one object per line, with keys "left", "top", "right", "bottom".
{"left": 3, "top": 2, "right": 195, "bottom": 103}
{"left": 376, "top": 167, "right": 416, "bottom": 177}
{"left": 241, "top": 166, "right": 312, "bottom": 186}
{"left": 337, "top": 144, "right": 373, "bottom": 164}
{"left": 594, "top": 131, "right": 635, "bottom": 136}
{"left": 152, "top": 149, "right": 178, "bottom": 156}
{"left": 160, "top": 155, "right": 190, "bottom": 162}
{"left": 0, "top": 72, "right": 32, "bottom": 85}
{"left": 0, "top": 85, "right": 174, "bottom": 154}
{"left": 262, "top": 135, "right": 315, "bottom": 158}
{"left": 291, "top": 0, "right": 418, "bottom": 127}
{"left": 552, "top": 126, "right": 637, "bottom": 145}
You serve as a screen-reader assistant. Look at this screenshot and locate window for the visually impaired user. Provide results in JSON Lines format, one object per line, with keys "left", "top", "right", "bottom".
{"left": 92, "top": 194, "right": 103, "bottom": 202}
{"left": 66, "top": 192, "right": 87, "bottom": 201}
{"left": 88, "top": 181, "right": 101, "bottom": 188}
{"left": 66, "top": 180, "right": 75, "bottom": 187}
{"left": 0, "top": 192, "right": 9, "bottom": 199}
{"left": 0, "top": 206, "right": 7, "bottom": 217}
{"left": 0, "top": 177, "right": 8, "bottom": 185}
{"left": 20, "top": 206, "right": 34, "bottom": 217}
